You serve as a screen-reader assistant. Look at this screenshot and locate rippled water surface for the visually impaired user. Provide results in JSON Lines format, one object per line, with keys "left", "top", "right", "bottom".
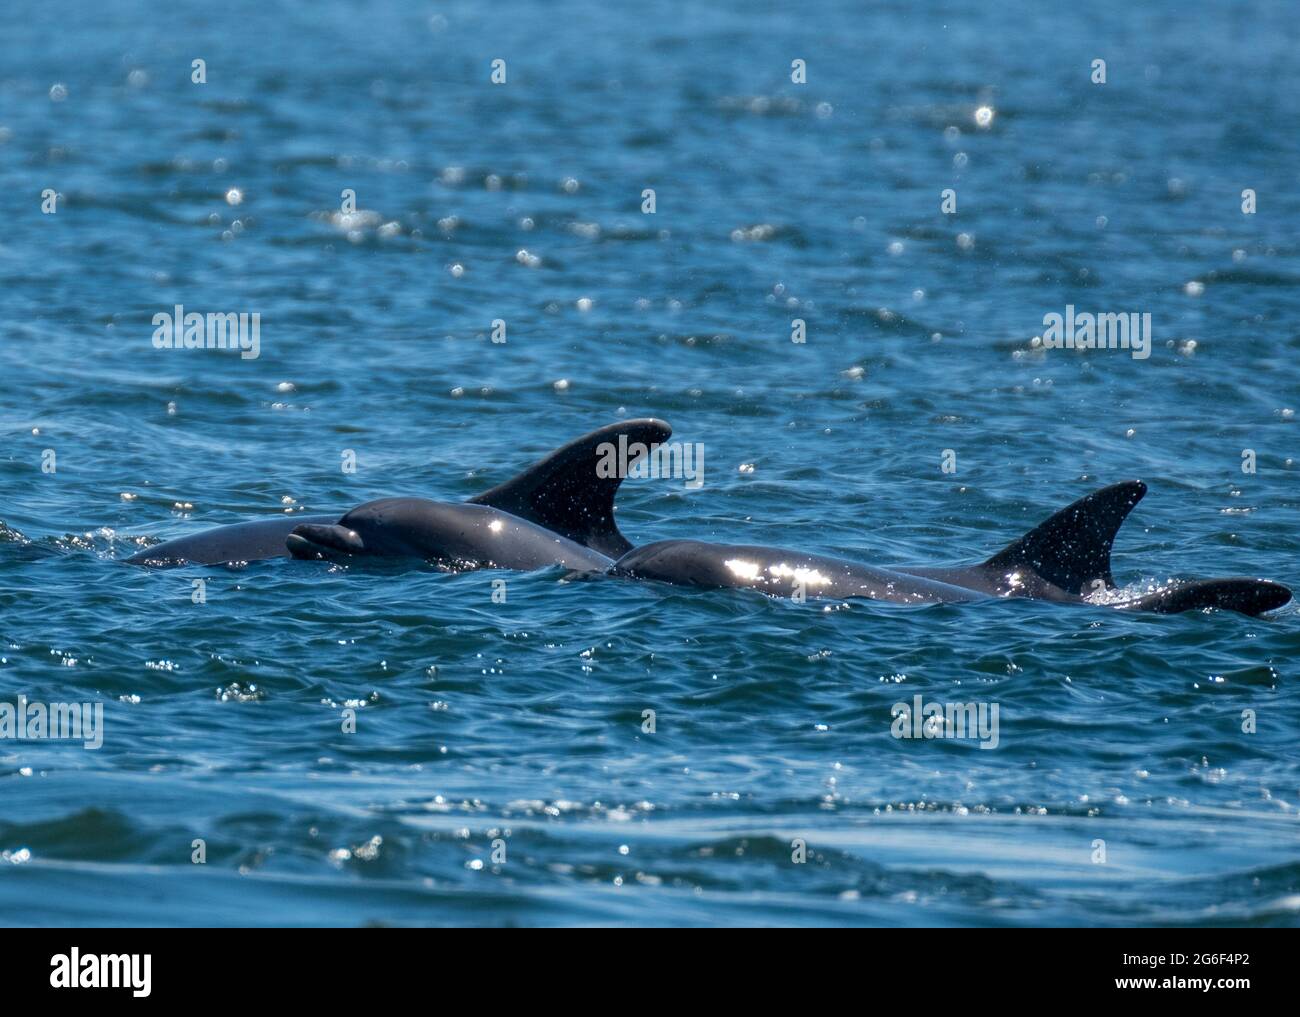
{"left": 2, "top": 0, "right": 1299, "bottom": 926}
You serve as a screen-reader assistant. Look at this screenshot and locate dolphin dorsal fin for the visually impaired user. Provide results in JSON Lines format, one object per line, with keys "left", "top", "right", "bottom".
{"left": 982, "top": 480, "right": 1147, "bottom": 594}
{"left": 469, "top": 418, "right": 671, "bottom": 558}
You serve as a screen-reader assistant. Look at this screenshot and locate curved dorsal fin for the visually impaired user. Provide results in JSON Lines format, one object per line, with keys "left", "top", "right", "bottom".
{"left": 983, "top": 480, "right": 1147, "bottom": 594}
{"left": 469, "top": 418, "right": 671, "bottom": 558}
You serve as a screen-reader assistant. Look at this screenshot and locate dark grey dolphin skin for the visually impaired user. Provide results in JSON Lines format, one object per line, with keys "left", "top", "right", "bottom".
{"left": 611, "top": 539, "right": 990, "bottom": 605}
{"left": 611, "top": 481, "right": 1293, "bottom": 617}
{"left": 285, "top": 500, "right": 612, "bottom": 571}
{"left": 123, "top": 513, "right": 341, "bottom": 566}
{"left": 125, "top": 418, "right": 672, "bottom": 567}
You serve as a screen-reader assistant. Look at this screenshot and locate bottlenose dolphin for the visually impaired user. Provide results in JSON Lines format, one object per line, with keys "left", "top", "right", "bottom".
{"left": 610, "top": 481, "right": 1292, "bottom": 617}
{"left": 123, "top": 513, "right": 340, "bottom": 566}
{"left": 125, "top": 419, "right": 671, "bottom": 567}
{"left": 284, "top": 499, "right": 610, "bottom": 570}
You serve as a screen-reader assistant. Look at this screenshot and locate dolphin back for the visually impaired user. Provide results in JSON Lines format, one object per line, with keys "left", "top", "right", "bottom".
{"left": 1113, "top": 578, "right": 1292, "bottom": 616}
{"left": 125, "top": 514, "right": 340, "bottom": 566}
{"left": 903, "top": 481, "right": 1148, "bottom": 599}
{"left": 984, "top": 480, "right": 1147, "bottom": 592}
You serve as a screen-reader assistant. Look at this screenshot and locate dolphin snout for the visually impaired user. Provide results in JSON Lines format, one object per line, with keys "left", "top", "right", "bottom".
{"left": 286, "top": 523, "right": 366, "bottom": 560}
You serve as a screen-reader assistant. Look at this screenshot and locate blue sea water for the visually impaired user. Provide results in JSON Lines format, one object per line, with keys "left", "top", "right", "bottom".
{"left": 1, "top": 0, "right": 1298, "bottom": 926}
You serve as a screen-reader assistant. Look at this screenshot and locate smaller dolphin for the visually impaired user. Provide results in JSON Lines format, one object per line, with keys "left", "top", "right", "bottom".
{"left": 125, "top": 419, "right": 671, "bottom": 567}
{"left": 123, "top": 513, "right": 341, "bottom": 567}
{"left": 610, "top": 481, "right": 1292, "bottom": 617}
{"left": 285, "top": 499, "right": 612, "bottom": 571}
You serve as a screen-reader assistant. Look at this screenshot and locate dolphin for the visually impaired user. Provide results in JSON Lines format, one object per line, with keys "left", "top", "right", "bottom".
{"left": 124, "top": 418, "right": 671, "bottom": 567}
{"left": 609, "top": 481, "right": 1293, "bottom": 617}
{"left": 123, "top": 513, "right": 341, "bottom": 566}
{"left": 284, "top": 499, "right": 613, "bottom": 571}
